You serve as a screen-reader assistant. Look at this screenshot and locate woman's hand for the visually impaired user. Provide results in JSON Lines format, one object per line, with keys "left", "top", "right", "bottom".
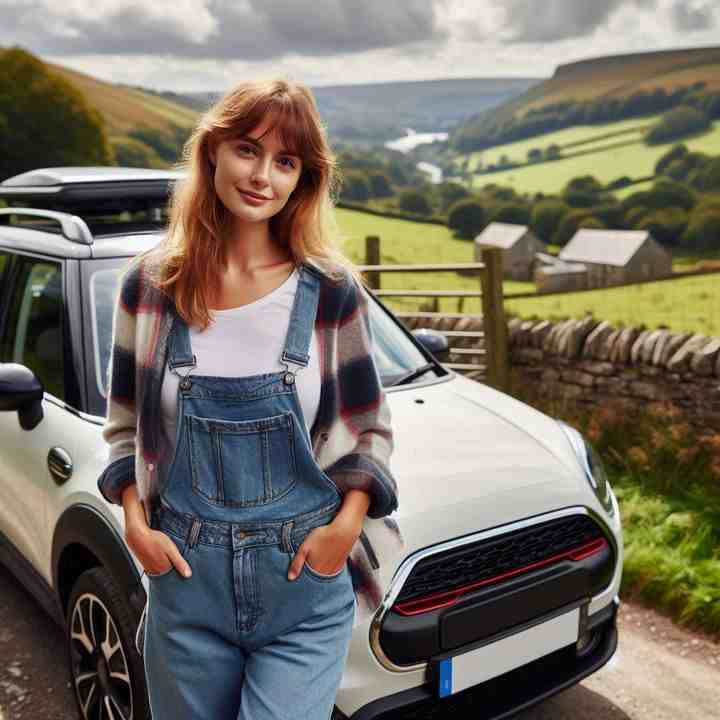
{"left": 288, "top": 489, "right": 370, "bottom": 580}
{"left": 122, "top": 484, "right": 192, "bottom": 578}
{"left": 125, "top": 524, "right": 193, "bottom": 578}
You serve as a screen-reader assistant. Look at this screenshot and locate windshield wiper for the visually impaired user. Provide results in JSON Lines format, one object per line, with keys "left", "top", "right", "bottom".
{"left": 388, "top": 363, "right": 437, "bottom": 387}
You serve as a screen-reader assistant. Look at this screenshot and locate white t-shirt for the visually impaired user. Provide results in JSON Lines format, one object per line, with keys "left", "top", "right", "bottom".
{"left": 160, "top": 268, "right": 321, "bottom": 456}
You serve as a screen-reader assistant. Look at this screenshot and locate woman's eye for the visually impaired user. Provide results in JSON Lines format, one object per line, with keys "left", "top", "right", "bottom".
{"left": 237, "top": 144, "right": 255, "bottom": 155}
{"left": 279, "top": 157, "right": 296, "bottom": 169}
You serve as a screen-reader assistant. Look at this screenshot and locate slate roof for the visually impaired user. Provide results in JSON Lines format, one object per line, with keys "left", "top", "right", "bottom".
{"left": 558, "top": 229, "right": 652, "bottom": 267}
{"left": 475, "top": 222, "right": 531, "bottom": 249}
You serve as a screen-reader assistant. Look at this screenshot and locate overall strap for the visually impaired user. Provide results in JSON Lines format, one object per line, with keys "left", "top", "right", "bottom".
{"left": 280, "top": 263, "right": 320, "bottom": 377}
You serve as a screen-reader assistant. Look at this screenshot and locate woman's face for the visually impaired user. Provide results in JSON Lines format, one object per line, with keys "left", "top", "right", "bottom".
{"left": 209, "top": 117, "right": 303, "bottom": 226}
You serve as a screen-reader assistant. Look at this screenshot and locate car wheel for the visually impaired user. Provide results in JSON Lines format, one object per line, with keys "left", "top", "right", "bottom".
{"left": 65, "top": 566, "right": 149, "bottom": 720}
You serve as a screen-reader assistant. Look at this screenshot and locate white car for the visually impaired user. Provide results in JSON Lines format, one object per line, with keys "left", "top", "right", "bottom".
{"left": 0, "top": 167, "right": 622, "bottom": 720}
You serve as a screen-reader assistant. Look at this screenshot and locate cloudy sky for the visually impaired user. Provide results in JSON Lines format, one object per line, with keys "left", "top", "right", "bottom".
{"left": 2, "top": 0, "right": 718, "bottom": 92}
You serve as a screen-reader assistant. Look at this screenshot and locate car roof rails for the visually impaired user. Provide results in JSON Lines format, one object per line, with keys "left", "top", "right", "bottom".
{"left": 0, "top": 208, "right": 93, "bottom": 245}
{"left": 0, "top": 166, "right": 186, "bottom": 215}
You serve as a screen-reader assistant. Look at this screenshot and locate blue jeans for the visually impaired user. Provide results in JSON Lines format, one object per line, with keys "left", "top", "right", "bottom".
{"left": 144, "top": 503, "right": 355, "bottom": 719}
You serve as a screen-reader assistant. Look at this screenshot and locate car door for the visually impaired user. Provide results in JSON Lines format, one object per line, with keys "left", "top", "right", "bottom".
{"left": 0, "top": 253, "right": 65, "bottom": 575}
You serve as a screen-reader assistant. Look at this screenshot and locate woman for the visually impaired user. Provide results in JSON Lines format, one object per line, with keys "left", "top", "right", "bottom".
{"left": 97, "top": 77, "right": 405, "bottom": 719}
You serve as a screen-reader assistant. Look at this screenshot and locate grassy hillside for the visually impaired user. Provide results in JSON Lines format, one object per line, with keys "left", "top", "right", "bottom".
{"left": 46, "top": 61, "right": 199, "bottom": 137}
{"left": 457, "top": 118, "right": 720, "bottom": 195}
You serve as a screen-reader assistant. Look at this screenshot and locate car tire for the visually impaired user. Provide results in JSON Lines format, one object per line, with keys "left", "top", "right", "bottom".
{"left": 65, "top": 566, "right": 150, "bottom": 720}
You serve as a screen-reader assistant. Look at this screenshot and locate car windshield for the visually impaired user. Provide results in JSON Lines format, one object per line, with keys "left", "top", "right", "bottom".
{"left": 90, "top": 266, "right": 435, "bottom": 401}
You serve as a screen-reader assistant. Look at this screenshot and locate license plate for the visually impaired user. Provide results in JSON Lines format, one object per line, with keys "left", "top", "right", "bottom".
{"left": 434, "top": 605, "right": 581, "bottom": 698}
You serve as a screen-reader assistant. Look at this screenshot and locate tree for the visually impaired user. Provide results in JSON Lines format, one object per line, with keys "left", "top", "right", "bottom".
{"left": 368, "top": 171, "right": 394, "bottom": 198}
{"left": 646, "top": 105, "right": 711, "bottom": 145}
{"left": 0, "top": 47, "right": 113, "bottom": 180}
{"left": 530, "top": 199, "right": 569, "bottom": 243}
{"left": 448, "top": 199, "right": 485, "bottom": 239}
{"left": 655, "top": 143, "right": 688, "bottom": 176}
{"left": 398, "top": 190, "right": 431, "bottom": 215}
{"left": 562, "top": 175, "right": 606, "bottom": 208}
{"left": 491, "top": 202, "right": 531, "bottom": 225}
{"left": 632, "top": 207, "right": 689, "bottom": 247}
{"left": 680, "top": 210, "right": 720, "bottom": 251}
{"left": 688, "top": 157, "right": 720, "bottom": 192}
{"left": 552, "top": 209, "right": 604, "bottom": 246}
{"left": 339, "top": 171, "right": 371, "bottom": 203}
{"left": 111, "top": 137, "right": 165, "bottom": 169}
{"left": 436, "top": 181, "right": 469, "bottom": 212}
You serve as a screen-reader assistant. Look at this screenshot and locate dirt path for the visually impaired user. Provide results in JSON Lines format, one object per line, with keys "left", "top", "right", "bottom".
{"left": 1, "top": 563, "right": 719, "bottom": 719}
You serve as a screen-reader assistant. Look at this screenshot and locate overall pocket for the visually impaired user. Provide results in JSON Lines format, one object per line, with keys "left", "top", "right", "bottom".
{"left": 187, "top": 411, "right": 297, "bottom": 508}
{"left": 290, "top": 526, "right": 346, "bottom": 581}
{"left": 145, "top": 530, "right": 189, "bottom": 578}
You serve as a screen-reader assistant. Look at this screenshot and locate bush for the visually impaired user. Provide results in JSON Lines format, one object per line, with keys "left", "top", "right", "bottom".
{"left": 448, "top": 199, "right": 486, "bottom": 239}
{"left": 562, "top": 175, "right": 606, "bottom": 208}
{"left": 339, "top": 171, "right": 371, "bottom": 203}
{"left": 398, "top": 190, "right": 431, "bottom": 215}
{"left": 680, "top": 210, "right": 720, "bottom": 251}
{"left": 688, "top": 157, "right": 720, "bottom": 192}
{"left": 655, "top": 143, "right": 688, "bottom": 176}
{"left": 632, "top": 207, "right": 689, "bottom": 247}
{"left": 530, "top": 199, "right": 569, "bottom": 243}
{"left": 436, "top": 181, "right": 470, "bottom": 212}
{"left": 552, "top": 209, "right": 604, "bottom": 246}
{"left": 368, "top": 171, "right": 394, "bottom": 198}
{"left": 490, "top": 202, "right": 531, "bottom": 225}
{"left": 128, "top": 127, "right": 181, "bottom": 164}
{"left": 646, "top": 105, "right": 711, "bottom": 145}
{"left": 645, "top": 178, "right": 696, "bottom": 211}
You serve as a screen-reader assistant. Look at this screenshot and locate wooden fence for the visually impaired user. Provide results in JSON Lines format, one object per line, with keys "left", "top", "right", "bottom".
{"left": 357, "top": 235, "right": 509, "bottom": 393}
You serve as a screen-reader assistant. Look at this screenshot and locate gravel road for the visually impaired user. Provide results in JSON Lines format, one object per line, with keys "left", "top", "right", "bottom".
{"left": 1, "top": 563, "right": 718, "bottom": 719}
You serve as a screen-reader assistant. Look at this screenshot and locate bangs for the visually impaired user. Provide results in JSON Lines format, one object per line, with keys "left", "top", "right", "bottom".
{"left": 219, "top": 92, "right": 316, "bottom": 166}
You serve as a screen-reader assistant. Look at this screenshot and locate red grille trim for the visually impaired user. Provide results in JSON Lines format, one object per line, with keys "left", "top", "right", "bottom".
{"left": 393, "top": 537, "right": 608, "bottom": 616}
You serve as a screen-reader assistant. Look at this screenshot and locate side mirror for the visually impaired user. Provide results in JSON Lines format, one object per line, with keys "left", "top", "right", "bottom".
{"left": 411, "top": 328, "right": 450, "bottom": 363}
{"left": 0, "top": 363, "right": 45, "bottom": 430}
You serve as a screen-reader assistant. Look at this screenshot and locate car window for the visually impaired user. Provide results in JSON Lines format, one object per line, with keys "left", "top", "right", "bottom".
{"left": 0, "top": 258, "right": 64, "bottom": 400}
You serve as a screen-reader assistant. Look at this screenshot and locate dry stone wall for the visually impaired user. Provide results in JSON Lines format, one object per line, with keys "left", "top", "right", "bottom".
{"left": 400, "top": 315, "right": 720, "bottom": 435}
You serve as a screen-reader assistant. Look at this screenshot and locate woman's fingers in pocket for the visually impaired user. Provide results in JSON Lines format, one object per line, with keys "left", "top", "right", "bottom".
{"left": 144, "top": 530, "right": 192, "bottom": 578}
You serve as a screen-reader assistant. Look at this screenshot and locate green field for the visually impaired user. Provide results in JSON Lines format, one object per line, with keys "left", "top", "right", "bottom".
{"left": 505, "top": 273, "right": 720, "bottom": 335}
{"left": 454, "top": 119, "right": 720, "bottom": 196}
{"left": 335, "top": 208, "right": 720, "bottom": 333}
{"left": 457, "top": 116, "right": 661, "bottom": 171}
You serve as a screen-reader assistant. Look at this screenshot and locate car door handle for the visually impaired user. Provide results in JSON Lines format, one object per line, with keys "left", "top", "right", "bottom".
{"left": 48, "top": 446, "right": 73, "bottom": 485}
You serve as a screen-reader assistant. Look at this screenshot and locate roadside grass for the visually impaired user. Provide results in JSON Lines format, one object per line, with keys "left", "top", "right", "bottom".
{"left": 512, "top": 390, "right": 720, "bottom": 637}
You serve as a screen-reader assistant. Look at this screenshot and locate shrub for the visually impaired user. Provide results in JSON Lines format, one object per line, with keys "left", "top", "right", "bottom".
{"left": 552, "top": 209, "right": 604, "bottom": 245}
{"left": 110, "top": 137, "right": 165, "bottom": 168}
{"left": 680, "top": 210, "right": 720, "bottom": 251}
{"left": 530, "top": 199, "right": 569, "bottom": 243}
{"left": 448, "top": 199, "right": 486, "bottom": 239}
{"left": 632, "top": 207, "right": 689, "bottom": 247}
{"left": 398, "top": 190, "right": 432, "bottom": 215}
{"left": 688, "top": 157, "right": 720, "bottom": 192}
{"left": 436, "top": 181, "right": 470, "bottom": 212}
{"left": 490, "top": 202, "right": 531, "bottom": 225}
{"left": 368, "top": 171, "right": 394, "bottom": 198}
{"left": 646, "top": 105, "right": 711, "bottom": 145}
{"left": 655, "top": 143, "right": 688, "bottom": 176}
{"left": 339, "top": 171, "right": 371, "bottom": 203}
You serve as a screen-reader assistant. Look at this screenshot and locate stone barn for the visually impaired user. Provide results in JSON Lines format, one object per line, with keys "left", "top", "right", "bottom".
{"left": 474, "top": 222, "right": 546, "bottom": 281}
{"left": 534, "top": 261, "right": 588, "bottom": 293}
{"left": 558, "top": 229, "right": 672, "bottom": 288}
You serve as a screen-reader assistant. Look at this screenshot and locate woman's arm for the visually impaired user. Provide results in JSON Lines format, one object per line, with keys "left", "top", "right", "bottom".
{"left": 323, "top": 272, "right": 399, "bottom": 520}
{"left": 97, "top": 263, "right": 140, "bottom": 506}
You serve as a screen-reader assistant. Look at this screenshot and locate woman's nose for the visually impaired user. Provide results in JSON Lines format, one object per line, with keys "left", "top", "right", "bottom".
{"left": 250, "top": 156, "right": 272, "bottom": 186}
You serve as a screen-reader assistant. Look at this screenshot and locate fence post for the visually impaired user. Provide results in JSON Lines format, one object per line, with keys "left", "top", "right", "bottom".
{"left": 364, "top": 235, "right": 381, "bottom": 290}
{"left": 480, "top": 247, "right": 509, "bottom": 392}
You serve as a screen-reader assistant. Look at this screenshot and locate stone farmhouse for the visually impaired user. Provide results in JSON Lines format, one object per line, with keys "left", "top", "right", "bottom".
{"left": 551, "top": 228, "right": 673, "bottom": 289}
{"left": 473, "top": 222, "right": 546, "bottom": 281}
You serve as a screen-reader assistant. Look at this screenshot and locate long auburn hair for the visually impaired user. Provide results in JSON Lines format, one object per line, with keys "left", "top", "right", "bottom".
{"left": 135, "top": 77, "right": 364, "bottom": 331}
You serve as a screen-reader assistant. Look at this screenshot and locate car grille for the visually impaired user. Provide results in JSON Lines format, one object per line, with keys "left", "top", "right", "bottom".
{"left": 394, "top": 514, "right": 608, "bottom": 611}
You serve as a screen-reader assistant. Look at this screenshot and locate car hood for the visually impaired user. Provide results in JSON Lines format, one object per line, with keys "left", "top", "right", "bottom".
{"left": 384, "top": 372, "right": 594, "bottom": 565}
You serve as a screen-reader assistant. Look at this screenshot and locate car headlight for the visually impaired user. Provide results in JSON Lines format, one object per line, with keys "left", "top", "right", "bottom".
{"left": 556, "top": 420, "right": 615, "bottom": 516}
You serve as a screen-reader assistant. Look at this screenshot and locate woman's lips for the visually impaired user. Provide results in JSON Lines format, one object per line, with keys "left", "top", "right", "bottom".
{"left": 238, "top": 188, "right": 270, "bottom": 204}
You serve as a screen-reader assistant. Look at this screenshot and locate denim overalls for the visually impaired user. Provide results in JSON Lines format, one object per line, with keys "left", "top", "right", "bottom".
{"left": 142, "top": 264, "right": 356, "bottom": 720}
